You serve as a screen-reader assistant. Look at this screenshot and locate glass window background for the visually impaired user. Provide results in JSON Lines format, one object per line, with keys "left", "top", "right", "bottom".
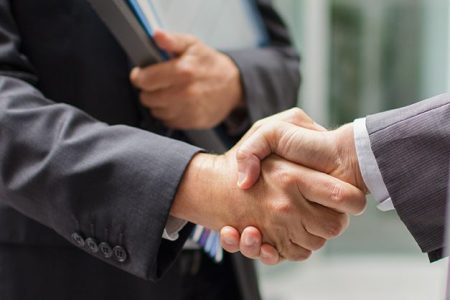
{"left": 257, "top": 1, "right": 450, "bottom": 299}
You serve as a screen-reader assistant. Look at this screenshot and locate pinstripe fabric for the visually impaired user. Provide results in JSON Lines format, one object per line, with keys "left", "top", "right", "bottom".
{"left": 445, "top": 165, "right": 450, "bottom": 299}
{"left": 366, "top": 93, "right": 450, "bottom": 260}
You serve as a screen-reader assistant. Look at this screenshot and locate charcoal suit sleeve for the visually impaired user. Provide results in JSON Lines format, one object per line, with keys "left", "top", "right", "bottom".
{"left": 0, "top": 0, "right": 200, "bottom": 281}
{"left": 366, "top": 93, "right": 450, "bottom": 261}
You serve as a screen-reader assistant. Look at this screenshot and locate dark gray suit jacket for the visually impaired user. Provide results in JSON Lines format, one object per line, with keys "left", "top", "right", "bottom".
{"left": 366, "top": 93, "right": 450, "bottom": 261}
{"left": 0, "top": 0, "right": 299, "bottom": 299}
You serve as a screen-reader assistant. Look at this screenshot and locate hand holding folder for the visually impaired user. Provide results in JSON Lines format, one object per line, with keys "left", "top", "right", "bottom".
{"left": 129, "top": 30, "right": 244, "bottom": 131}
{"left": 87, "top": 0, "right": 268, "bottom": 152}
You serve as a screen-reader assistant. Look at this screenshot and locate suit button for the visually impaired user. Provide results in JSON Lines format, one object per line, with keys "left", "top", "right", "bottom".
{"left": 71, "top": 232, "right": 85, "bottom": 247}
{"left": 113, "top": 245, "right": 128, "bottom": 263}
{"left": 99, "top": 242, "right": 113, "bottom": 258}
{"left": 86, "top": 238, "right": 99, "bottom": 253}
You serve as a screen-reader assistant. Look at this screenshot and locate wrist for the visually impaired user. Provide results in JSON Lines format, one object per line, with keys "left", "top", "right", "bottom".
{"left": 334, "top": 124, "right": 368, "bottom": 193}
{"left": 171, "top": 153, "right": 235, "bottom": 230}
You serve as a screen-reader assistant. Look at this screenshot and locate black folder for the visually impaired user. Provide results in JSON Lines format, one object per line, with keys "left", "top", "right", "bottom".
{"left": 88, "top": 0, "right": 162, "bottom": 67}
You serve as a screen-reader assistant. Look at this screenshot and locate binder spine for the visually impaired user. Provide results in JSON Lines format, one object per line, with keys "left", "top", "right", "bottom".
{"left": 86, "top": 0, "right": 163, "bottom": 67}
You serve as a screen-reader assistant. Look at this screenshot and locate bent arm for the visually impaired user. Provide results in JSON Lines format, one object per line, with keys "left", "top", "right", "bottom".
{"left": 0, "top": 0, "right": 200, "bottom": 281}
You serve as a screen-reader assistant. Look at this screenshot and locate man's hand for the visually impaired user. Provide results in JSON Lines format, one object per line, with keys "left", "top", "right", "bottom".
{"left": 130, "top": 30, "right": 243, "bottom": 130}
{"left": 171, "top": 137, "right": 366, "bottom": 262}
{"left": 235, "top": 110, "right": 367, "bottom": 192}
{"left": 218, "top": 108, "right": 368, "bottom": 264}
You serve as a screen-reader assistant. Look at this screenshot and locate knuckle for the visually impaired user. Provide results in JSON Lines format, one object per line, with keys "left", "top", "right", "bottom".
{"left": 271, "top": 164, "right": 295, "bottom": 189}
{"left": 184, "top": 85, "right": 199, "bottom": 98}
{"left": 280, "top": 173, "right": 296, "bottom": 190}
{"left": 287, "top": 107, "right": 306, "bottom": 121}
{"left": 289, "top": 107, "right": 305, "bottom": 116}
{"left": 253, "top": 119, "right": 265, "bottom": 131}
{"left": 289, "top": 249, "right": 312, "bottom": 262}
{"left": 330, "top": 182, "right": 345, "bottom": 205}
{"left": 263, "top": 121, "right": 282, "bottom": 140}
{"left": 271, "top": 199, "right": 294, "bottom": 216}
{"left": 176, "top": 62, "right": 195, "bottom": 80}
{"left": 326, "top": 215, "right": 348, "bottom": 238}
{"left": 325, "top": 224, "right": 341, "bottom": 238}
{"left": 236, "top": 147, "right": 253, "bottom": 162}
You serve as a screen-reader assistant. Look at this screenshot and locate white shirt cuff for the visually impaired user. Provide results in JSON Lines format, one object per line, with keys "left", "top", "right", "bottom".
{"left": 353, "top": 118, "right": 395, "bottom": 211}
{"left": 162, "top": 216, "right": 188, "bottom": 241}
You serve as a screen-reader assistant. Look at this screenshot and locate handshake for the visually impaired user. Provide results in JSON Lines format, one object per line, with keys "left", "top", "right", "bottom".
{"left": 171, "top": 108, "right": 368, "bottom": 265}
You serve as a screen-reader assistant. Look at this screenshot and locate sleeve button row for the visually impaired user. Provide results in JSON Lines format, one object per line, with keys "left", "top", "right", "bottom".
{"left": 71, "top": 232, "right": 128, "bottom": 263}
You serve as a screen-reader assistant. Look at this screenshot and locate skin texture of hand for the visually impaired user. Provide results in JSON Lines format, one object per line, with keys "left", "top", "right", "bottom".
{"left": 235, "top": 110, "right": 367, "bottom": 193}
{"left": 130, "top": 30, "right": 243, "bottom": 130}
{"left": 171, "top": 147, "right": 365, "bottom": 262}
{"left": 218, "top": 108, "right": 368, "bottom": 264}
{"left": 171, "top": 108, "right": 366, "bottom": 262}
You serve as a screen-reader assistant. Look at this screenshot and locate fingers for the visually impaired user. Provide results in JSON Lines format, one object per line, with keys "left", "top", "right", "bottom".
{"left": 279, "top": 241, "right": 312, "bottom": 262}
{"left": 260, "top": 244, "right": 282, "bottom": 265}
{"left": 220, "top": 226, "right": 240, "bottom": 253}
{"left": 240, "top": 228, "right": 282, "bottom": 265}
{"left": 130, "top": 31, "right": 199, "bottom": 92}
{"left": 235, "top": 122, "right": 281, "bottom": 189}
{"left": 235, "top": 108, "right": 331, "bottom": 190}
{"left": 236, "top": 146, "right": 267, "bottom": 190}
{"left": 220, "top": 226, "right": 263, "bottom": 259}
{"left": 139, "top": 86, "right": 184, "bottom": 109}
{"left": 256, "top": 108, "right": 325, "bottom": 132}
{"left": 303, "top": 205, "right": 350, "bottom": 239}
{"left": 295, "top": 165, "right": 367, "bottom": 215}
{"left": 239, "top": 227, "right": 262, "bottom": 259}
{"left": 236, "top": 121, "right": 301, "bottom": 189}
{"left": 276, "top": 107, "right": 326, "bottom": 131}
{"left": 235, "top": 115, "right": 366, "bottom": 218}
{"left": 130, "top": 60, "right": 192, "bottom": 92}
{"left": 220, "top": 226, "right": 282, "bottom": 265}
{"left": 153, "top": 30, "right": 198, "bottom": 55}
{"left": 130, "top": 65, "right": 174, "bottom": 92}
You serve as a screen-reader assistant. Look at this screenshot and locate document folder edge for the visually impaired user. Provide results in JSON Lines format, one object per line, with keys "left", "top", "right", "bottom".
{"left": 87, "top": 0, "right": 163, "bottom": 66}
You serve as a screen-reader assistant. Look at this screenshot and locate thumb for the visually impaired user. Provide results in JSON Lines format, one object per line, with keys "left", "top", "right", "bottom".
{"left": 236, "top": 122, "right": 333, "bottom": 189}
{"left": 236, "top": 122, "right": 285, "bottom": 190}
{"left": 153, "top": 30, "right": 197, "bottom": 55}
{"left": 236, "top": 150, "right": 263, "bottom": 190}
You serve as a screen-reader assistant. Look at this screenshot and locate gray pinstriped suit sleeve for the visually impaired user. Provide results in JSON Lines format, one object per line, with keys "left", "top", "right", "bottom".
{"left": 366, "top": 93, "right": 450, "bottom": 261}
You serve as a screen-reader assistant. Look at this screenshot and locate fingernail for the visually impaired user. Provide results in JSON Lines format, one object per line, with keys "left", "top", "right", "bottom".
{"left": 223, "top": 236, "right": 236, "bottom": 246}
{"left": 244, "top": 235, "right": 256, "bottom": 247}
{"left": 261, "top": 250, "right": 270, "bottom": 259}
{"left": 237, "top": 172, "right": 247, "bottom": 188}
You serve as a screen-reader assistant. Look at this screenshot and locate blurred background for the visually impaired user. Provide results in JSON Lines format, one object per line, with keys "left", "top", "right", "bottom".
{"left": 257, "top": 0, "right": 450, "bottom": 299}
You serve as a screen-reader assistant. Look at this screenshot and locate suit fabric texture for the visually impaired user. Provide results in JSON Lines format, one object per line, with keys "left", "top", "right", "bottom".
{"left": 366, "top": 93, "right": 450, "bottom": 261}
{"left": 0, "top": 0, "right": 300, "bottom": 299}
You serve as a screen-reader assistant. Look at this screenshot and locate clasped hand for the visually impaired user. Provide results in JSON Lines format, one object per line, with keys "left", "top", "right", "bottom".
{"left": 134, "top": 31, "right": 368, "bottom": 264}
{"left": 220, "top": 108, "right": 368, "bottom": 264}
